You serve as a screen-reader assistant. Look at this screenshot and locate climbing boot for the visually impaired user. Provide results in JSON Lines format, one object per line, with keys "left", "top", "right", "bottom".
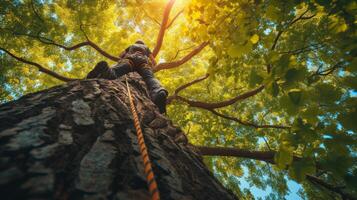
{"left": 87, "top": 61, "right": 116, "bottom": 79}
{"left": 151, "top": 89, "right": 168, "bottom": 114}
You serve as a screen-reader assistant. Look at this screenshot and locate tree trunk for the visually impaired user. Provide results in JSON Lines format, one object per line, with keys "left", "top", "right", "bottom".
{"left": 0, "top": 74, "right": 237, "bottom": 200}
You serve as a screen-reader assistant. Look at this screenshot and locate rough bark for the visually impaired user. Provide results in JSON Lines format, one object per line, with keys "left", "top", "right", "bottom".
{"left": 0, "top": 74, "right": 237, "bottom": 200}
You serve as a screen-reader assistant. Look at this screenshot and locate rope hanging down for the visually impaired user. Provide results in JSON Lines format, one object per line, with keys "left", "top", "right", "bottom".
{"left": 125, "top": 76, "right": 160, "bottom": 200}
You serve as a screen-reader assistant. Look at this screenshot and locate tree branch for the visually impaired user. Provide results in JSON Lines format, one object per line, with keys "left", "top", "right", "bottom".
{"left": 11, "top": 31, "right": 119, "bottom": 62}
{"left": 166, "top": 9, "right": 184, "bottom": 29}
{"left": 208, "top": 109, "right": 290, "bottom": 129}
{"left": 197, "top": 146, "right": 356, "bottom": 199}
{"left": 197, "top": 146, "right": 276, "bottom": 163}
{"left": 174, "top": 85, "right": 265, "bottom": 109}
{"left": 279, "top": 42, "right": 325, "bottom": 55}
{"left": 143, "top": 8, "right": 161, "bottom": 26}
{"left": 168, "top": 44, "right": 196, "bottom": 61}
{"left": 152, "top": 0, "right": 176, "bottom": 57}
{"left": 267, "top": 11, "right": 316, "bottom": 73}
{"left": 271, "top": 10, "right": 315, "bottom": 51}
{"left": 167, "top": 73, "right": 209, "bottom": 104}
{"left": 154, "top": 41, "right": 209, "bottom": 72}
{"left": 169, "top": 83, "right": 287, "bottom": 129}
{"left": 310, "top": 62, "right": 344, "bottom": 78}
{"left": 0, "top": 47, "right": 76, "bottom": 82}
{"left": 306, "top": 175, "right": 356, "bottom": 200}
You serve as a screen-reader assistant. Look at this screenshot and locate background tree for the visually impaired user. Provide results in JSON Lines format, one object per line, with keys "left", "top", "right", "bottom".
{"left": 0, "top": 0, "right": 356, "bottom": 199}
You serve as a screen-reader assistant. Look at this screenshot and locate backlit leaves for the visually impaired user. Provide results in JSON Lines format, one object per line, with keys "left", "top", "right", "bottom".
{"left": 1, "top": 0, "right": 356, "bottom": 199}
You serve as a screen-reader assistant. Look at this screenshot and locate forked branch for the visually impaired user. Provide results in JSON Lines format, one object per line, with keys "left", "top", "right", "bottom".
{"left": 154, "top": 41, "right": 209, "bottom": 72}
{"left": 0, "top": 47, "right": 76, "bottom": 82}
{"left": 152, "top": 0, "right": 176, "bottom": 57}
{"left": 166, "top": 9, "right": 184, "bottom": 29}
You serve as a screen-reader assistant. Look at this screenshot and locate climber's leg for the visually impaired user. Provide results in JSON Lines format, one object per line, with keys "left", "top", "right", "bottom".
{"left": 87, "top": 59, "right": 133, "bottom": 80}
{"left": 137, "top": 66, "right": 168, "bottom": 113}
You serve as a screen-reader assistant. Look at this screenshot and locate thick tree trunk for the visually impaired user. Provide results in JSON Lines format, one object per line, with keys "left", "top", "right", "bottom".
{"left": 0, "top": 74, "right": 237, "bottom": 200}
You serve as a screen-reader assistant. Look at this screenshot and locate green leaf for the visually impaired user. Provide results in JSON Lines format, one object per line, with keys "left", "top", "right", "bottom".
{"left": 315, "top": 83, "right": 342, "bottom": 104}
{"left": 338, "top": 109, "right": 357, "bottom": 131}
{"left": 269, "top": 81, "right": 279, "bottom": 97}
{"left": 288, "top": 89, "right": 302, "bottom": 105}
{"left": 284, "top": 68, "right": 306, "bottom": 84}
{"left": 274, "top": 146, "right": 294, "bottom": 169}
{"left": 272, "top": 55, "right": 290, "bottom": 77}
{"left": 249, "top": 69, "right": 264, "bottom": 87}
{"left": 288, "top": 158, "right": 316, "bottom": 182}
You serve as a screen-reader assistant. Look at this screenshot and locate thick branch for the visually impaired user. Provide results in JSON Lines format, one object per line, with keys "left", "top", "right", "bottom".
{"left": 174, "top": 85, "right": 264, "bottom": 109}
{"left": 167, "top": 74, "right": 209, "bottom": 104}
{"left": 197, "top": 146, "right": 276, "bottom": 163}
{"left": 0, "top": 47, "right": 76, "bottom": 82}
{"left": 154, "top": 42, "right": 209, "bottom": 72}
{"left": 152, "top": 0, "right": 176, "bottom": 57}
{"left": 197, "top": 146, "right": 355, "bottom": 200}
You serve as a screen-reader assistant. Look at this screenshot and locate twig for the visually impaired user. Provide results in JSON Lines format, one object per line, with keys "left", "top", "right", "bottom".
{"left": 167, "top": 73, "right": 209, "bottom": 104}
{"left": 166, "top": 9, "right": 184, "bottom": 29}
{"left": 208, "top": 109, "right": 290, "bottom": 129}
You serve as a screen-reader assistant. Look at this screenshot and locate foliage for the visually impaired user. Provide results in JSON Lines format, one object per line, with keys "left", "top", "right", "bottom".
{"left": 0, "top": 0, "right": 356, "bottom": 199}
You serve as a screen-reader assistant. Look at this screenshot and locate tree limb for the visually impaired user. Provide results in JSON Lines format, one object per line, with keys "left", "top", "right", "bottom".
{"left": 208, "top": 109, "right": 290, "bottom": 129}
{"left": 168, "top": 82, "right": 287, "bottom": 129}
{"left": 279, "top": 42, "right": 325, "bottom": 55}
{"left": 197, "top": 146, "right": 276, "bottom": 163}
{"left": 152, "top": 0, "right": 176, "bottom": 57}
{"left": 267, "top": 11, "right": 316, "bottom": 73}
{"left": 0, "top": 47, "right": 76, "bottom": 82}
{"left": 168, "top": 44, "right": 196, "bottom": 61}
{"left": 166, "top": 9, "right": 184, "bottom": 29}
{"left": 174, "top": 85, "right": 265, "bottom": 110}
{"left": 167, "top": 73, "right": 209, "bottom": 104}
{"left": 11, "top": 31, "right": 119, "bottom": 62}
{"left": 154, "top": 41, "right": 209, "bottom": 72}
{"left": 271, "top": 10, "right": 315, "bottom": 51}
{"left": 143, "top": 8, "right": 161, "bottom": 26}
{"left": 197, "top": 146, "right": 356, "bottom": 199}
{"left": 310, "top": 61, "right": 344, "bottom": 78}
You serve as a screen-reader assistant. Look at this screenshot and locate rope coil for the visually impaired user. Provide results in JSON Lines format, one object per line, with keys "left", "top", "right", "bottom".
{"left": 125, "top": 76, "right": 160, "bottom": 200}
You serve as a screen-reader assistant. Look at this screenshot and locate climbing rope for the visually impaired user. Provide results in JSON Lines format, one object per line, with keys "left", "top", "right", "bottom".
{"left": 125, "top": 76, "right": 160, "bottom": 200}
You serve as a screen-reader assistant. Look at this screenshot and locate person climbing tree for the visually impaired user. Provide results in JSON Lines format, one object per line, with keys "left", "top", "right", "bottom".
{"left": 87, "top": 40, "right": 168, "bottom": 113}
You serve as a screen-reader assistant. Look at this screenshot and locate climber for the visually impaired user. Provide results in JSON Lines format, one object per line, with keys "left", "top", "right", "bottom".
{"left": 86, "top": 40, "right": 168, "bottom": 113}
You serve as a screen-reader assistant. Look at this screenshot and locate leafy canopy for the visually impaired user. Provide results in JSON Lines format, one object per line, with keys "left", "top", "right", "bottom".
{"left": 0, "top": 0, "right": 356, "bottom": 199}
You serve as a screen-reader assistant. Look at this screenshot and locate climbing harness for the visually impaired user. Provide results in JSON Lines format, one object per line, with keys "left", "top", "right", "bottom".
{"left": 125, "top": 76, "right": 160, "bottom": 200}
